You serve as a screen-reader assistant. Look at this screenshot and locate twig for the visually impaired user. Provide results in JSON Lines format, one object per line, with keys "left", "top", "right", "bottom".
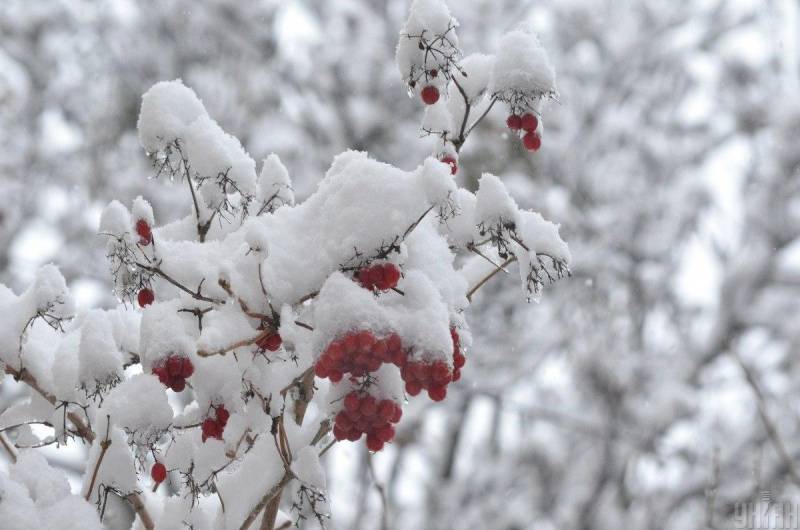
{"left": 197, "top": 329, "right": 273, "bottom": 357}
{"left": 367, "top": 456, "right": 390, "bottom": 530}
{"left": 85, "top": 416, "right": 112, "bottom": 501}
{"left": 0, "top": 432, "right": 18, "bottom": 463}
{"left": 466, "top": 256, "right": 517, "bottom": 301}
{"left": 733, "top": 351, "right": 800, "bottom": 487}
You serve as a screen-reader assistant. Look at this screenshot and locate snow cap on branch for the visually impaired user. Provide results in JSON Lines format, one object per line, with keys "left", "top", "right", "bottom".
{"left": 137, "top": 79, "right": 208, "bottom": 154}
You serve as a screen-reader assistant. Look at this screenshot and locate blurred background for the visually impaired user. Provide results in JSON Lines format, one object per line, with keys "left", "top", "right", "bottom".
{"left": 1, "top": 0, "right": 799, "bottom": 528}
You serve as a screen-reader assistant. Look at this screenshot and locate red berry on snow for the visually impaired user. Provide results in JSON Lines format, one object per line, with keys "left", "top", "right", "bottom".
{"left": 453, "top": 351, "right": 466, "bottom": 369}
{"left": 523, "top": 131, "right": 541, "bottom": 151}
{"left": 421, "top": 85, "right": 440, "bottom": 105}
{"left": 151, "top": 462, "right": 167, "bottom": 483}
{"left": 137, "top": 288, "right": 154, "bottom": 307}
{"left": 180, "top": 358, "right": 194, "bottom": 378}
{"left": 170, "top": 378, "right": 186, "bottom": 392}
{"left": 391, "top": 403, "right": 403, "bottom": 423}
{"left": 506, "top": 114, "right": 522, "bottom": 130}
{"left": 329, "top": 370, "right": 344, "bottom": 383}
{"left": 383, "top": 264, "right": 401, "bottom": 289}
{"left": 201, "top": 418, "right": 218, "bottom": 442}
{"left": 215, "top": 405, "right": 230, "bottom": 426}
{"left": 346, "top": 429, "right": 362, "bottom": 442}
{"left": 136, "top": 219, "right": 153, "bottom": 246}
{"left": 167, "top": 356, "right": 183, "bottom": 376}
{"left": 314, "top": 361, "right": 329, "bottom": 379}
{"left": 440, "top": 155, "right": 458, "bottom": 175}
{"left": 521, "top": 113, "right": 538, "bottom": 132}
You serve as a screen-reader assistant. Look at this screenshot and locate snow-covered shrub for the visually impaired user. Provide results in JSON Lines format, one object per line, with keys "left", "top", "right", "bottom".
{"left": 0, "top": 1, "right": 568, "bottom": 528}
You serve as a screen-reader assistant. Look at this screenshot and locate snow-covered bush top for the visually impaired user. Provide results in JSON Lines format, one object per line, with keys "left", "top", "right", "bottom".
{"left": 0, "top": 1, "right": 568, "bottom": 528}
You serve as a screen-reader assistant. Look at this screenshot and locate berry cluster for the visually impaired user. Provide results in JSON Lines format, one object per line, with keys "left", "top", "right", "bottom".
{"left": 201, "top": 405, "right": 230, "bottom": 443}
{"left": 400, "top": 360, "right": 451, "bottom": 401}
{"left": 152, "top": 355, "right": 194, "bottom": 392}
{"left": 151, "top": 462, "right": 167, "bottom": 484}
{"left": 138, "top": 288, "right": 154, "bottom": 307}
{"left": 356, "top": 262, "right": 401, "bottom": 292}
{"left": 315, "top": 331, "right": 404, "bottom": 381}
{"left": 332, "top": 392, "right": 403, "bottom": 452}
{"left": 421, "top": 85, "right": 440, "bottom": 105}
{"left": 256, "top": 330, "right": 282, "bottom": 352}
{"left": 136, "top": 219, "right": 153, "bottom": 246}
{"left": 506, "top": 112, "right": 542, "bottom": 151}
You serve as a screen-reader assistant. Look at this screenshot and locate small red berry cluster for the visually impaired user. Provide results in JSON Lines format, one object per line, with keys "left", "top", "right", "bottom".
{"left": 398, "top": 327, "right": 464, "bottom": 401}
{"left": 256, "top": 330, "right": 282, "bottom": 352}
{"left": 333, "top": 392, "right": 403, "bottom": 451}
{"left": 136, "top": 219, "right": 153, "bottom": 246}
{"left": 152, "top": 355, "right": 194, "bottom": 392}
{"left": 201, "top": 405, "right": 230, "bottom": 443}
{"left": 315, "top": 331, "right": 404, "bottom": 382}
{"left": 356, "top": 262, "right": 401, "bottom": 292}
{"left": 506, "top": 112, "right": 542, "bottom": 151}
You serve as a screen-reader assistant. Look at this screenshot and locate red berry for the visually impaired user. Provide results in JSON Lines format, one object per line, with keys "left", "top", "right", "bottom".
{"left": 429, "top": 69, "right": 438, "bottom": 78}
{"left": 333, "top": 424, "right": 348, "bottom": 441}
{"left": 137, "top": 288, "right": 154, "bottom": 307}
{"left": 454, "top": 351, "right": 466, "bottom": 369}
{"left": 451, "top": 369, "right": 461, "bottom": 382}
{"left": 366, "top": 434, "right": 384, "bottom": 452}
{"left": 360, "top": 396, "right": 378, "bottom": 417}
{"left": 346, "top": 429, "right": 362, "bottom": 442}
{"left": 166, "top": 356, "right": 183, "bottom": 376}
{"left": 314, "top": 362, "right": 329, "bottom": 379}
{"left": 343, "top": 333, "right": 359, "bottom": 353}
{"left": 405, "top": 381, "right": 422, "bottom": 396}
{"left": 258, "top": 332, "right": 282, "bottom": 352}
{"left": 428, "top": 384, "right": 447, "bottom": 401}
{"left": 383, "top": 264, "right": 401, "bottom": 289}
{"left": 440, "top": 155, "right": 458, "bottom": 175}
{"left": 327, "top": 342, "right": 344, "bottom": 361}
{"left": 391, "top": 404, "right": 403, "bottom": 423}
{"left": 151, "top": 462, "right": 167, "bottom": 483}
{"left": 136, "top": 219, "right": 153, "bottom": 246}
{"left": 432, "top": 362, "right": 451, "bottom": 384}
{"left": 344, "top": 392, "right": 361, "bottom": 413}
{"left": 329, "top": 370, "right": 343, "bottom": 382}
{"left": 335, "top": 412, "right": 352, "bottom": 430}
{"left": 201, "top": 418, "right": 218, "bottom": 442}
{"left": 215, "top": 405, "right": 230, "bottom": 425}
{"left": 378, "top": 400, "right": 395, "bottom": 421}
{"left": 170, "top": 378, "right": 186, "bottom": 392}
{"left": 523, "top": 131, "right": 541, "bottom": 151}
{"left": 521, "top": 113, "right": 538, "bottom": 131}
{"left": 506, "top": 114, "right": 522, "bottom": 130}
{"left": 421, "top": 85, "right": 440, "bottom": 105}
{"left": 180, "top": 358, "right": 194, "bottom": 378}
{"left": 376, "top": 424, "right": 395, "bottom": 443}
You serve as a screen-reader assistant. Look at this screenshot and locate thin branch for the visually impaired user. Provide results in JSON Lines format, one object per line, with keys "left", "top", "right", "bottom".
{"left": 136, "top": 262, "right": 224, "bottom": 304}
{"left": 0, "top": 432, "right": 18, "bottom": 463}
{"left": 466, "top": 256, "right": 517, "bottom": 301}
{"left": 733, "top": 351, "right": 800, "bottom": 487}
{"left": 85, "top": 417, "right": 112, "bottom": 501}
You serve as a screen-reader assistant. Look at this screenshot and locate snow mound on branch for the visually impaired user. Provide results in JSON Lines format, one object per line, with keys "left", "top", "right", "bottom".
{"left": 491, "top": 29, "right": 555, "bottom": 96}
{"left": 257, "top": 153, "right": 294, "bottom": 212}
{"left": 258, "top": 151, "right": 455, "bottom": 304}
{"left": 396, "top": 0, "right": 459, "bottom": 83}
{"left": 103, "top": 374, "right": 173, "bottom": 435}
{"left": 78, "top": 309, "right": 123, "bottom": 391}
{"left": 476, "top": 173, "right": 518, "bottom": 225}
{"left": 137, "top": 79, "right": 208, "bottom": 153}
{"left": 139, "top": 299, "right": 196, "bottom": 369}
{"left": 458, "top": 53, "right": 495, "bottom": 102}
{"left": 182, "top": 115, "right": 257, "bottom": 197}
